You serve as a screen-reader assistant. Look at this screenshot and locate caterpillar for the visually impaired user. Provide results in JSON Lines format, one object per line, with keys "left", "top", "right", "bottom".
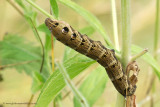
{"left": 45, "top": 18, "right": 136, "bottom": 96}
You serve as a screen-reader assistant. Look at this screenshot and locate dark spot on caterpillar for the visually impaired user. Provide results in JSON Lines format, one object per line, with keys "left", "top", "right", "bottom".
{"left": 82, "top": 39, "right": 85, "bottom": 42}
{"left": 112, "top": 65, "right": 115, "bottom": 68}
{"left": 118, "top": 78, "right": 122, "bottom": 81}
{"left": 80, "top": 42, "right": 84, "bottom": 45}
{"left": 91, "top": 48, "right": 94, "bottom": 50}
{"left": 103, "top": 54, "right": 106, "bottom": 57}
{"left": 62, "top": 27, "right": 69, "bottom": 34}
{"left": 124, "top": 88, "right": 127, "bottom": 95}
{"left": 70, "top": 38, "right": 75, "bottom": 41}
{"left": 72, "top": 33, "right": 77, "bottom": 38}
{"left": 53, "top": 23, "right": 59, "bottom": 27}
{"left": 55, "top": 23, "right": 59, "bottom": 26}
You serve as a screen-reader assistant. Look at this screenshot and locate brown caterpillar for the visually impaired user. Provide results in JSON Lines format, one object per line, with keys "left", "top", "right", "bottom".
{"left": 45, "top": 18, "right": 136, "bottom": 96}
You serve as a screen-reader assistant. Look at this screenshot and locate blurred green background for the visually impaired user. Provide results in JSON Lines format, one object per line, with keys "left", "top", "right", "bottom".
{"left": 0, "top": 0, "right": 160, "bottom": 107}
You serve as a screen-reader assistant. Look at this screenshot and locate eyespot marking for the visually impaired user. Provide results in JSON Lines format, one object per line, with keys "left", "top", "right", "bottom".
{"left": 55, "top": 23, "right": 59, "bottom": 26}
{"left": 62, "top": 27, "right": 69, "bottom": 34}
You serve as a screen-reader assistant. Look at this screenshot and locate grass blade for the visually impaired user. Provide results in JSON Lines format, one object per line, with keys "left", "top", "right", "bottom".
{"left": 50, "top": 0, "right": 59, "bottom": 19}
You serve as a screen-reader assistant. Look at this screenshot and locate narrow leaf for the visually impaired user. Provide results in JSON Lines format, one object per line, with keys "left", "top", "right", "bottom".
{"left": 50, "top": 0, "right": 59, "bottom": 19}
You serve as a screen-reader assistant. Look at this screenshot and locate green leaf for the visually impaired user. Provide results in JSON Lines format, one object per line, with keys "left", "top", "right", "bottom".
{"left": 31, "top": 71, "right": 45, "bottom": 94}
{"left": 131, "top": 45, "right": 160, "bottom": 79}
{"left": 35, "top": 53, "right": 95, "bottom": 107}
{"left": 57, "top": 0, "right": 113, "bottom": 47}
{"left": 0, "top": 34, "right": 50, "bottom": 79}
{"left": 50, "top": 0, "right": 59, "bottom": 19}
{"left": 73, "top": 66, "right": 108, "bottom": 107}
{"left": 37, "top": 24, "right": 51, "bottom": 36}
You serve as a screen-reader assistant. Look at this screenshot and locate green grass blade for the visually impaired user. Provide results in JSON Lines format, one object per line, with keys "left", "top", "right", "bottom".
{"left": 50, "top": 0, "right": 59, "bottom": 19}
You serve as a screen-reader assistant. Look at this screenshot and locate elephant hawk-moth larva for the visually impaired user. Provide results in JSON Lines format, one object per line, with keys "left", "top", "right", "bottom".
{"left": 45, "top": 18, "right": 136, "bottom": 96}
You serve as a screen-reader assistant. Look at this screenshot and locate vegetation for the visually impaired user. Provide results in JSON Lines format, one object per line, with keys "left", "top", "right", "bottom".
{"left": 0, "top": 0, "right": 159, "bottom": 107}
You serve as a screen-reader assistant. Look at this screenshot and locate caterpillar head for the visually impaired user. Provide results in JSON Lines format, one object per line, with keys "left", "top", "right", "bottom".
{"left": 45, "top": 18, "right": 73, "bottom": 42}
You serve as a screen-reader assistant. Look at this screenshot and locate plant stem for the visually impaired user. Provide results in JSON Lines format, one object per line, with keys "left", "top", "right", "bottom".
{"left": 27, "top": 94, "right": 34, "bottom": 107}
{"left": 121, "top": 0, "right": 131, "bottom": 67}
{"left": 0, "top": 60, "right": 38, "bottom": 69}
{"left": 111, "top": 0, "right": 120, "bottom": 51}
{"left": 29, "top": 18, "right": 45, "bottom": 73}
{"left": 130, "top": 48, "right": 148, "bottom": 62}
{"left": 25, "top": 0, "right": 54, "bottom": 19}
{"left": 56, "top": 61, "right": 89, "bottom": 107}
{"left": 51, "top": 35, "right": 55, "bottom": 72}
{"left": 116, "top": 0, "right": 131, "bottom": 107}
